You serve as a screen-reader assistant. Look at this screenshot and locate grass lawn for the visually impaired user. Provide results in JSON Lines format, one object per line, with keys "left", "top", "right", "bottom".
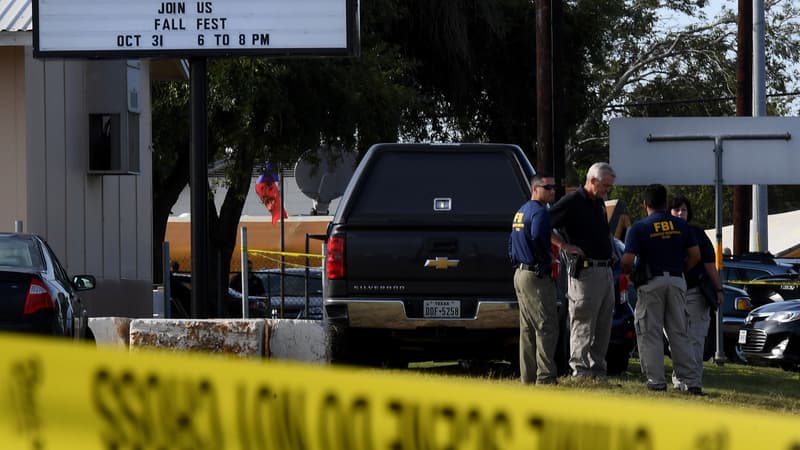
{"left": 408, "top": 359, "right": 800, "bottom": 414}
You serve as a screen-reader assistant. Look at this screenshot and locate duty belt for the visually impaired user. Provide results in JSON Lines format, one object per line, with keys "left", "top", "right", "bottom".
{"left": 652, "top": 271, "right": 684, "bottom": 278}
{"left": 517, "top": 263, "right": 551, "bottom": 278}
{"left": 582, "top": 259, "right": 612, "bottom": 268}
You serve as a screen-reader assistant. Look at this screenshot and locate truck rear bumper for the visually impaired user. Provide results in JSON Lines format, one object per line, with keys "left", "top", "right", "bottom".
{"left": 324, "top": 298, "right": 519, "bottom": 329}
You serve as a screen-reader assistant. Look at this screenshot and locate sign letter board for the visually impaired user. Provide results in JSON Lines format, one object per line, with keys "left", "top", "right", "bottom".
{"left": 33, "top": 0, "right": 359, "bottom": 58}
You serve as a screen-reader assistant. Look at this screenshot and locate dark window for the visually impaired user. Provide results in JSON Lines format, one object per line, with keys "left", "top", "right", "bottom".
{"left": 88, "top": 113, "right": 140, "bottom": 174}
{"left": 347, "top": 151, "right": 529, "bottom": 223}
{"left": 89, "top": 113, "right": 119, "bottom": 172}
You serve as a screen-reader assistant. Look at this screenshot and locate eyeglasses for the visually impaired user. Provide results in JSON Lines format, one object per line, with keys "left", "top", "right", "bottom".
{"left": 536, "top": 184, "right": 557, "bottom": 191}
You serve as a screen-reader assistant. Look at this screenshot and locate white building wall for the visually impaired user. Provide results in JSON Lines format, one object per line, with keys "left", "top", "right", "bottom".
{"left": 23, "top": 48, "right": 152, "bottom": 317}
{"left": 0, "top": 46, "right": 27, "bottom": 230}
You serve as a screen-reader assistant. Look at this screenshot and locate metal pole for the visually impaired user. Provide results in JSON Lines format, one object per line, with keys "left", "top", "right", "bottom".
{"left": 713, "top": 137, "right": 725, "bottom": 364}
{"left": 535, "top": 0, "right": 553, "bottom": 174}
{"left": 189, "top": 57, "right": 209, "bottom": 318}
{"left": 163, "top": 242, "right": 171, "bottom": 318}
{"left": 733, "top": 0, "right": 753, "bottom": 255}
{"left": 14, "top": 220, "right": 23, "bottom": 233}
{"left": 240, "top": 227, "right": 249, "bottom": 318}
{"left": 752, "top": 0, "right": 768, "bottom": 252}
{"left": 304, "top": 233, "right": 311, "bottom": 319}
{"left": 279, "top": 163, "right": 286, "bottom": 318}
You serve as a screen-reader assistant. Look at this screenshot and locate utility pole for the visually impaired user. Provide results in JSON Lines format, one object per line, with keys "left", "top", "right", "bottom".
{"left": 752, "top": 0, "right": 769, "bottom": 252}
{"left": 551, "top": 0, "right": 565, "bottom": 193}
{"left": 535, "top": 0, "right": 553, "bottom": 177}
{"left": 733, "top": 0, "right": 752, "bottom": 255}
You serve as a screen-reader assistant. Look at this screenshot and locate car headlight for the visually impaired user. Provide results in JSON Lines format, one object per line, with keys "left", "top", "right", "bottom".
{"left": 767, "top": 311, "right": 800, "bottom": 323}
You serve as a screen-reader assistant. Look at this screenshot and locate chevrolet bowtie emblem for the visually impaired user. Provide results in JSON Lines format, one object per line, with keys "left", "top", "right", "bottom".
{"left": 424, "top": 257, "right": 460, "bottom": 269}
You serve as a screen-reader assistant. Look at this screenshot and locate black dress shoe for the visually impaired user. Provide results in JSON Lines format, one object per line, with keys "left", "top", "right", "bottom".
{"left": 647, "top": 383, "right": 667, "bottom": 391}
{"left": 687, "top": 387, "right": 705, "bottom": 396}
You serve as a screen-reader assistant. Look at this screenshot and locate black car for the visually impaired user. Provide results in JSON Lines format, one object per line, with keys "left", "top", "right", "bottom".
{"left": 739, "top": 299, "right": 800, "bottom": 371}
{"left": 168, "top": 268, "right": 323, "bottom": 319}
{"left": 741, "top": 273, "right": 800, "bottom": 306}
{"left": 227, "top": 267, "right": 323, "bottom": 320}
{"left": 720, "top": 252, "right": 797, "bottom": 291}
{"left": 0, "top": 233, "right": 96, "bottom": 339}
{"left": 607, "top": 239, "right": 636, "bottom": 374}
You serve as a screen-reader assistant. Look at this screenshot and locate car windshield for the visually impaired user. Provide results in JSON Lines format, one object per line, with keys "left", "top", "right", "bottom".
{"left": 0, "top": 236, "right": 43, "bottom": 269}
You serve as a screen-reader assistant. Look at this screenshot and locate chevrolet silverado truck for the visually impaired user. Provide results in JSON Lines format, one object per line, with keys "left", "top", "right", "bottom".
{"left": 323, "top": 143, "right": 536, "bottom": 366}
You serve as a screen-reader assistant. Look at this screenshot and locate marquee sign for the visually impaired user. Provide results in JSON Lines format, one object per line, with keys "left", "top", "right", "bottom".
{"left": 33, "top": 0, "right": 359, "bottom": 58}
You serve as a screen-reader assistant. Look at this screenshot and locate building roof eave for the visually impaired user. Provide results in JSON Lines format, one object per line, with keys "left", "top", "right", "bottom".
{"left": 0, "top": 31, "right": 32, "bottom": 47}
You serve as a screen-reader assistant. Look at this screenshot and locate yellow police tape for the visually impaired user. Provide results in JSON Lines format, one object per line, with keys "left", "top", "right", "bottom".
{"left": 2, "top": 333, "right": 799, "bottom": 450}
{"left": 248, "top": 249, "right": 323, "bottom": 259}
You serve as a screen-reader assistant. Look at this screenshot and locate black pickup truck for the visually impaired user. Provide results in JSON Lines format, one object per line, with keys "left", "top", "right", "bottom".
{"left": 323, "top": 143, "right": 536, "bottom": 366}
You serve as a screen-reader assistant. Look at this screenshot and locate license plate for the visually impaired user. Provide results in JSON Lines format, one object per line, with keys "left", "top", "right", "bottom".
{"left": 423, "top": 300, "right": 460, "bottom": 318}
{"left": 738, "top": 329, "right": 747, "bottom": 344}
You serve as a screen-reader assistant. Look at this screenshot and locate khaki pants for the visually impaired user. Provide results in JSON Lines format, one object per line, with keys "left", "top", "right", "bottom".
{"left": 635, "top": 275, "right": 699, "bottom": 388}
{"left": 566, "top": 266, "right": 615, "bottom": 378}
{"left": 514, "top": 269, "right": 559, "bottom": 384}
{"left": 672, "top": 287, "right": 710, "bottom": 389}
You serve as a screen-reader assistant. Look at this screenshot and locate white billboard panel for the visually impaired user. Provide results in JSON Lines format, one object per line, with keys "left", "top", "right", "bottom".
{"left": 610, "top": 117, "right": 799, "bottom": 185}
{"left": 33, "top": 0, "right": 359, "bottom": 57}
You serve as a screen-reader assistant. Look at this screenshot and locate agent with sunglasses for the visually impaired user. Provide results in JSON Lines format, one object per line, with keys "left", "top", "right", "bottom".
{"left": 509, "top": 173, "right": 559, "bottom": 384}
{"left": 549, "top": 162, "right": 617, "bottom": 381}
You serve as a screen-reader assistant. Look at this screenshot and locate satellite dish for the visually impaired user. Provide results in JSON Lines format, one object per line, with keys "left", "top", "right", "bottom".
{"left": 294, "top": 145, "right": 357, "bottom": 215}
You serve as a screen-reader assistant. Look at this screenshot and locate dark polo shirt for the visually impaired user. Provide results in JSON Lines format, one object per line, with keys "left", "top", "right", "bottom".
{"left": 549, "top": 186, "right": 612, "bottom": 260}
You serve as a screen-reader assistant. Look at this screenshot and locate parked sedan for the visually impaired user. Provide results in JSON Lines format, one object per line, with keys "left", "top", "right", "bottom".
{"left": 227, "top": 267, "right": 323, "bottom": 320}
{"left": 742, "top": 273, "right": 800, "bottom": 305}
{"left": 739, "top": 299, "right": 800, "bottom": 371}
{"left": 0, "top": 233, "right": 96, "bottom": 339}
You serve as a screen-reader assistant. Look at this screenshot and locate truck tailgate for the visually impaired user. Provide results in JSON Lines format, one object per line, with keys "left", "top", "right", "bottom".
{"left": 344, "top": 228, "right": 514, "bottom": 296}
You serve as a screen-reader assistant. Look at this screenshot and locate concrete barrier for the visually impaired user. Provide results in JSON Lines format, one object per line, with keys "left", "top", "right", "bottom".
{"left": 88, "top": 317, "right": 132, "bottom": 347}
{"left": 266, "top": 319, "right": 330, "bottom": 363}
{"left": 90, "top": 318, "right": 331, "bottom": 363}
{"left": 130, "top": 319, "right": 266, "bottom": 357}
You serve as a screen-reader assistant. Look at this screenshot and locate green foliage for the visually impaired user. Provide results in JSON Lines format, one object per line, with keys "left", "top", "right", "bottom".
{"left": 611, "top": 184, "right": 732, "bottom": 230}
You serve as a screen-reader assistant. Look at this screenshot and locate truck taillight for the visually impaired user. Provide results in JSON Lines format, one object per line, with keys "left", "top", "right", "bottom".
{"left": 23, "top": 279, "right": 55, "bottom": 314}
{"left": 326, "top": 235, "right": 345, "bottom": 279}
{"left": 618, "top": 273, "right": 629, "bottom": 304}
{"left": 550, "top": 244, "right": 559, "bottom": 281}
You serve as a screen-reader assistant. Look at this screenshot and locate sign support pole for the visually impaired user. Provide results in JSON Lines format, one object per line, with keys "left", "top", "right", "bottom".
{"left": 190, "top": 57, "right": 209, "bottom": 318}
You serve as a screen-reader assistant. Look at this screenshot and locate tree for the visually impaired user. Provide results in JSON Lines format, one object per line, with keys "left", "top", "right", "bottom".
{"left": 570, "top": 0, "right": 799, "bottom": 162}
